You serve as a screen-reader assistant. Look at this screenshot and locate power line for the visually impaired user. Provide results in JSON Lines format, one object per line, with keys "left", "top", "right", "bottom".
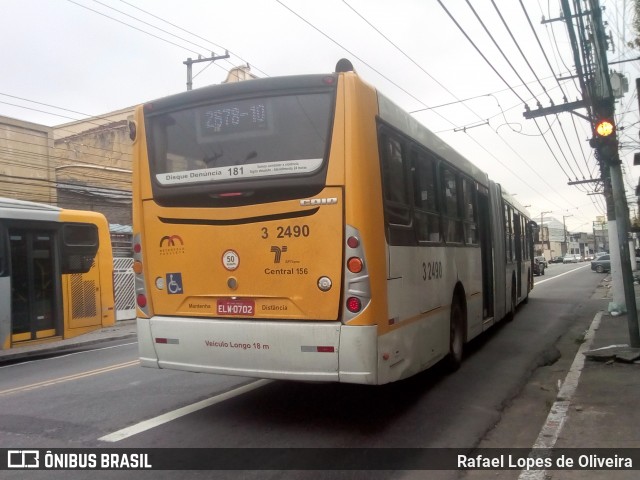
{"left": 275, "top": 0, "right": 450, "bottom": 120}
{"left": 67, "top": 0, "right": 203, "bottom": 57}
{"left": 467, "top": 0, "right": 589, "bottom": 183}
{"left": 437, "top": 0, "right": 527, "bottom": 106}
{"left": 285, "top": 0, "right": 581, "bottom": 211}
{"left": 117, "top": 0, "right": 270, "bottom": 78}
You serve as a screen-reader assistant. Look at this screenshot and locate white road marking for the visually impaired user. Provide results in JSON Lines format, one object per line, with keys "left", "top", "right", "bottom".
{"left": 517, "top": 310, "right": 602, "bottom": 480}
{"left": 535, "top": 263, "right": 590, "bottom": 285}
{"left": 98, "top": 378, "right": 272, "bottom": 443}
{"left": 0, "top": 360, "right": 139, "bottom": 395}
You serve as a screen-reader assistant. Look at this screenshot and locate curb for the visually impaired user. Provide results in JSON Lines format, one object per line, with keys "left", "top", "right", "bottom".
{"left": 0, "top": 321, "right": 137, "bottom": 363}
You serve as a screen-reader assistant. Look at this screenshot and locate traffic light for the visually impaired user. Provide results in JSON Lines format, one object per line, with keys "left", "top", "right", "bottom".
{"left": 595, "top": 118, "right": 615, "bottom": 137}
{"left": 589, "top": 117, "right": 619, "bottom": 162}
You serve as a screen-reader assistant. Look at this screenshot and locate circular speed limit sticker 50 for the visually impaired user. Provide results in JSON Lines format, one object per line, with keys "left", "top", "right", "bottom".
{"left": 222, "top": 250, "right": 240, "bottom": 271}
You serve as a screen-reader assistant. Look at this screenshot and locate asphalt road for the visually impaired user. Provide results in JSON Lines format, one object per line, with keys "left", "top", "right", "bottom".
{"left": 0, "top": 262, "right": 606, "bottom": 480}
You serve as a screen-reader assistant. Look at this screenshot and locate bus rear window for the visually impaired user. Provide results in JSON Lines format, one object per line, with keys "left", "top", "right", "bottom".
{"left": 63, "top": 223, "right": 98, "bottom": 246}
{"left": 147, "top": 92, "right": 333, "bottom": 187}
{"left": 61, "top": 223, "right": 99, "bottom": 274}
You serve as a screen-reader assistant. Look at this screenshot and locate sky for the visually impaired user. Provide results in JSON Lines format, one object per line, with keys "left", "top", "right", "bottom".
{"left": 1, "top": 0, "right": 639, "bottom": 232}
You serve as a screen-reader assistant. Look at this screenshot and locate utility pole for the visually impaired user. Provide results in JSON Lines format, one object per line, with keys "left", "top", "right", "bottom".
{"left": 540, "top": 211, "right": 552, "bottom": 256}
{"left": 563, "top": 215, "right": 573, "bottom": 255}
{"left": 183, "top": 51, "right": 230, "bottom": 91}
{"left": 587, "top": 0, "right": 640, "bottom": 346}
{"left": 524, "top": 0, "right": 640, "bottom": 346}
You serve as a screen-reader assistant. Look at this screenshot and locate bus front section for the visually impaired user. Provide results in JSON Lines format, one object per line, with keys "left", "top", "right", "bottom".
{"left": 133, "top": 73, "right": 377, "bottom": 384}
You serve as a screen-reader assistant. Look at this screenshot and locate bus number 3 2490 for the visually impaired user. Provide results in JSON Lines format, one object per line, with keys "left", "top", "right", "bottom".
{"left": 422, "top": 261, "right": 443, "bottom": 281}
{"left": 261, "top": 225, "right": 310, "bottom": 239}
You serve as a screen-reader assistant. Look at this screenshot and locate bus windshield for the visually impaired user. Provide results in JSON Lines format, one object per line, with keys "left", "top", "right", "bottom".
{"left": 147, "top": 92, "right": 334, "bottom": 187}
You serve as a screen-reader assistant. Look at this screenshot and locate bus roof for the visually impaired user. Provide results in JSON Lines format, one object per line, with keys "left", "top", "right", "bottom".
{"left": 143, "top": 74, "right": 336, "bottom": 113}
{"left": 0, "top": 197, "right": 61, "bottom": 212}
{"left": 376, "top": 91, "right": 489, "bottom": 186}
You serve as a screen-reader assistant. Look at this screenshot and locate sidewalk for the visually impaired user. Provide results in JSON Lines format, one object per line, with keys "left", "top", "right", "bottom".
{"left": 544, "top": 275, "right": 640, "bottom": 478}
{"left": 0, "top": 319, "right": 137, "bottom": 363}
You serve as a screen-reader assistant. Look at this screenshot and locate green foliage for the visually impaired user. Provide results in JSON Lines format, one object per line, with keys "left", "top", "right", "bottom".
{"left": 629, "top": 0, "right": 640, "bottom": 49}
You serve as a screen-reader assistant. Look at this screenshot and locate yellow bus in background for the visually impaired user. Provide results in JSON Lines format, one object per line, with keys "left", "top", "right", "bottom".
{"left": 0, "top": 198, "right": 115, "bottom": 349}
{"left": 132, "top": 62, "right": 533, "bottom": 385}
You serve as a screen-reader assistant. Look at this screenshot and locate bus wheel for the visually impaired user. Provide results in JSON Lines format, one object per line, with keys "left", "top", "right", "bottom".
{"left": 445, "top": 301, "right": 465, "bottom": 371}
{"left": 507, "top": 281, "right": 516, "bottom": 321}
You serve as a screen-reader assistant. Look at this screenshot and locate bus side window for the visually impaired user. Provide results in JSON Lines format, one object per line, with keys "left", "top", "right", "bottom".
{"left": 412, "top": 150, "right": 441, "bottom": 243}
{"left": 379, "top": 132, "right": 411, "bottom": 226}
{"left": 442, "top": 167, "right": 463, "bottom": 243}
{"left": 523, "top": 217, "right": 529, "bottom": 260}
{"left": 504, "top": 204, "right": 513, "bottom": 261}
{"left": 0, "top": 225, "right": 6, "bottom": 277}
{"left": 462, "top": 178, "right": 478, "bottom": 245}
{"left": 61, "top": 223, "right": 99, "bottom": 274}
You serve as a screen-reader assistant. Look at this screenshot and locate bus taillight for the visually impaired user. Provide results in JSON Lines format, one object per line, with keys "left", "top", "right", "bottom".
{"left": 137, "top": 294, "right": 147, "bottom": 308}
{"left": 133, "top": 233, "right": 151, "bottom": 317}
{"left": 346, "top": 297, "right": 362, "bottom": 313}
{"left": 342, "top": 225, "right": 371, "bottom": 322}
{"left": 347, "top": 257, "right": 363, "bottom": 273}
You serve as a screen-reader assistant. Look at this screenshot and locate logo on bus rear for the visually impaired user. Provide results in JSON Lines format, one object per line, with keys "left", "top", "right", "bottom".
{"left": 160, "top": 235, "right": 185, "bottom": 256}
{"left": 270, "top": 246, "right": 288, "bottom": 263}
{"left": 160, "top": 235, "right": 184, "bottom": 247}
{"left": 299, "top": 197, "right": 338, "bottom": 206}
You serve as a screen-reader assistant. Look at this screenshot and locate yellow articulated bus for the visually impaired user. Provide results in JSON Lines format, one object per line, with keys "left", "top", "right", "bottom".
{"left": 0, "top": 198, "right": 115, "bottom": 349}
{"left": 132, "top": 61, "right": 533, "bottom": 385}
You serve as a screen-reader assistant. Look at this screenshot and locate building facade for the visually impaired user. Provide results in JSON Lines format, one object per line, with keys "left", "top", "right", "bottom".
{"left": 53, "top": 108, "right": 133, "bottom": 226}
{"left": 0, "top": 117, "right": 56, "bottom": 204}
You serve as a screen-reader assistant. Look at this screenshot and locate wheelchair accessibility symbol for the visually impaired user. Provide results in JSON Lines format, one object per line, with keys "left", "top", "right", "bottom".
{"left": 166, "top": 273, "right": 184, "bottom": 294}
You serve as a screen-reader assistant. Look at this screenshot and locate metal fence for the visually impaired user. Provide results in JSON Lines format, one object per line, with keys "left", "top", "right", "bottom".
{"left": 113, "top": 257, "right": 136, "bottom": 321}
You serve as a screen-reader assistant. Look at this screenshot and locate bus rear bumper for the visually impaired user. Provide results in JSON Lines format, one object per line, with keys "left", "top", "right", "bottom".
{"left": 137, "top": 317, "right": 377, "bottom": 384}
{"left": 137, "top": 317, "right": 159, "bottom": 369}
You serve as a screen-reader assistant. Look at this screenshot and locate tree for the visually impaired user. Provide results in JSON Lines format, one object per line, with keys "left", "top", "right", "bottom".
{"left": 629, "top": 0, "right": 640, "bottom": 49}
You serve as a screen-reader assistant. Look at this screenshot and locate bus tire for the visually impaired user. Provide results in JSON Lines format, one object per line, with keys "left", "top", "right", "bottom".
{"left": 445, "top": 301, "right": 465, "bottom": 371}
{"left": 507, "top": 280, "right": 516, "bottom": 321}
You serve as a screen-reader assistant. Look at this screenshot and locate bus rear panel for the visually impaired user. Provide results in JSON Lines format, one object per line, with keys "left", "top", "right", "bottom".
{"left": 134, "top": 74, "right": 380, "bottom": 384}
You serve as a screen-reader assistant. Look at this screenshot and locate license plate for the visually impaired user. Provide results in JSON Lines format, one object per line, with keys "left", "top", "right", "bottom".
{"left": 217, "top": 298, "right": 255, "bottom": 316}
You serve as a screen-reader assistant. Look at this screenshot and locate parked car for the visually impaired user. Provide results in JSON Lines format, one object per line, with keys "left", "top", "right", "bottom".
{"left": 533, "top": 257, "right": 545, "bottom": 276}
{"left": 534, "top": 256, "right": 548, "bottom": 269}
{"left": 591, "top": 255, "right": 640, "bottom": 273}
{"left": 563, "top": 254, "right": 579, "bottom": 263}
{"left": 549, "top": 256, "right": 564, "bottom": 264}
{"left": 591, "top": 255, "right": 611, "bottom": 273}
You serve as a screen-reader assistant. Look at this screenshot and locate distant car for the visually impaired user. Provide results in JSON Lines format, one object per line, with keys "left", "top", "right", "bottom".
{"left": 533, "top": 257, "right": 545, "bottom": 276}
{"left": 591, "top": 255, "right": 640, "bottom": 273}
{"left": 595, "top": 252, "right": 608, "bottom": 258}
{"left": 534, "top": 256, "right": 548, "bottom": 269}
{"left": 549, "top": 256, "right": 564, "bottom": 264}
{"left": 591, "top": 255, "right": 610, "bottom": 273}
{"left": 563, "top": 254, "right": 579, "bottom": 263}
